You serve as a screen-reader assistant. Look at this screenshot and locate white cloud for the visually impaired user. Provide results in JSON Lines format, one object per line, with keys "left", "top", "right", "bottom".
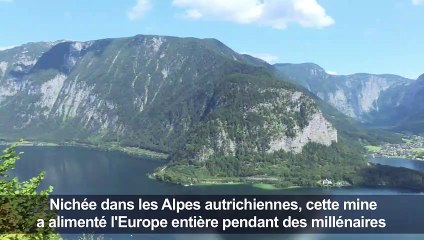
{"left": 128, "top": 0, "right": 152, "bottom": 20}
{"left": 242, "top": 52, "right": 280, "bottom": 63}
{"left": 186, "top": 9, "right": 203, "bottom": 19}
{"left": 326, "top": 70, "right": 337, "bottom": 75}
{"left": 0, "top": 46, "right": 15, "bottom": 51}
{"left": 172, "top": 0, "right": 334, "bottom": 29}
{"left": 412, "top": 0, "right": 424, "bottom": 5}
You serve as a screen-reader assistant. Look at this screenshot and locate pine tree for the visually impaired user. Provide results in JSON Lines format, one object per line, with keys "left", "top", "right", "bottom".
{"left": 0, "top": 140, "right": 59, "bottom": 240}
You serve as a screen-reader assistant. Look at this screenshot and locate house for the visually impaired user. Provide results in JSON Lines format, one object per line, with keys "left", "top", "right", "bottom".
{"left": 322, "top": 178, "right": 333, "bottom": 186}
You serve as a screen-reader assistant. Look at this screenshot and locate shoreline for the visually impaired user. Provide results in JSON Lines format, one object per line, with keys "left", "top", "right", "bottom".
{"left": 369, "top": 155, "right": 424, "bottom": 162}
{"left": 152, "top": 177, "right": 308, "bottom": 190}
{"left": 193, "top": 182, "right": 305, "bottom": 190}
{"left": 0, "top": 140, "right": 169, "bottom": 160}
{"left": 149, "top": 173, "right": 347, "bottom": 190}
{"left": 2, "top": 140, "right": 422, "bottom": 191}
{"left": 152, "top": 175, "right": 424, "bottom": 192}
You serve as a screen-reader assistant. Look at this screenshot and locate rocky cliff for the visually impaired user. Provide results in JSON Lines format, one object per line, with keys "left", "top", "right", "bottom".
{"left": 179, "top": 83, "right": 338, "bottom": 164}
{"left": 274, "top": 63, "right": 412, "bottom": 123}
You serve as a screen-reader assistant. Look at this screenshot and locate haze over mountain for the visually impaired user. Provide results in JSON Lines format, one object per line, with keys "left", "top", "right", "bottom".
{"left": 385, "top": 74, "right": 424, "bottom": 133}
{"left": 274, "top": 63, "right": 423, "bottom": 134}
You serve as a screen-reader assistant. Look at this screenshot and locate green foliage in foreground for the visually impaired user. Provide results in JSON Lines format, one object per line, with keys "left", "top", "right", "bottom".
{"left": 0, "top": 142, "right": 105, "bottom": 240}
{"left": 0, "top": 141, "right": 58, "bottom": 239}
{"left": 0, "top": 141, "right": 53, "bottom": 195}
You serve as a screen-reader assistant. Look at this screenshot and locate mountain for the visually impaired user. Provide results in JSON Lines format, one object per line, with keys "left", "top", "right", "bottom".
{"left": 0, "top": 35, "right": 336, "bottom": 153}
{"left": 274, "top": 63, "right": 412, "bottom": 123}
{"left": 0, "top": 34, "right": 368, "bottom": 187}
{"left": 1, "top": 34, "right": 421, "bottom": 188}
{"left": 274, "top": 63, "right": 424, "bottom": 134}
{"left": 0, "top": 42, "right": 56, "bottom": 100}
{"left": 387, "top": 74, "right": 424, "bottom": 133}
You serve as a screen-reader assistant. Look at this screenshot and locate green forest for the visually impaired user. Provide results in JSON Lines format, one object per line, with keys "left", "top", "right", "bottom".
{"left": 155, "top": 140, "right": 424, "bottom": 190}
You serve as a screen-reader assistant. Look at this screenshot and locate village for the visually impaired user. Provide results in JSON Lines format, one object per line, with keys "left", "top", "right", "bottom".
{"left": 368, "top": 135, "right": 424, "bottom": 161}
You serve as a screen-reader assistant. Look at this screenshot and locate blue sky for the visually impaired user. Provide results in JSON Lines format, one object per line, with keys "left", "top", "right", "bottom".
{"left": 1, "top": 0, "right": 423, "bottom": 78}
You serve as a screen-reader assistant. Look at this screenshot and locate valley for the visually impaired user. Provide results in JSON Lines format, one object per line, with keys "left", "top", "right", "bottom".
{"left": 274, "top": 63, "right": 424, "bottom": 134}
{"left": 367, "top": 136, "right": 424, "bottom": 161}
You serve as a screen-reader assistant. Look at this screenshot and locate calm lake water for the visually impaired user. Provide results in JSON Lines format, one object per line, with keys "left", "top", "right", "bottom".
{"left": 4, "top": 146, "right": 424, "bottom": 240}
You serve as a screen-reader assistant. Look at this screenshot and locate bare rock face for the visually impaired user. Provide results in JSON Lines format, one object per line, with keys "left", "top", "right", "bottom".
{"left": 326, "top": 89, "right": 356, "bottom": 118}
{"left": 274, "top": 63, "right": 412, "bottom": 123}
{"left": 188, "top": 88, "right": 339, "bottom": 162}
{"left": 268, "top": 112, "right": 337, "bottom": 153}
{"left": 0, "top": 35, "right": 340, "bottom": 159}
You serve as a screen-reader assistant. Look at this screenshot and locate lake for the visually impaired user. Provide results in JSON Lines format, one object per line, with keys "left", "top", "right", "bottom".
{"left": 370, "top": 157, "right": 424, "bottom": 172}
{"left": 4, "top": 146, "right": 424, "bottom": 240}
